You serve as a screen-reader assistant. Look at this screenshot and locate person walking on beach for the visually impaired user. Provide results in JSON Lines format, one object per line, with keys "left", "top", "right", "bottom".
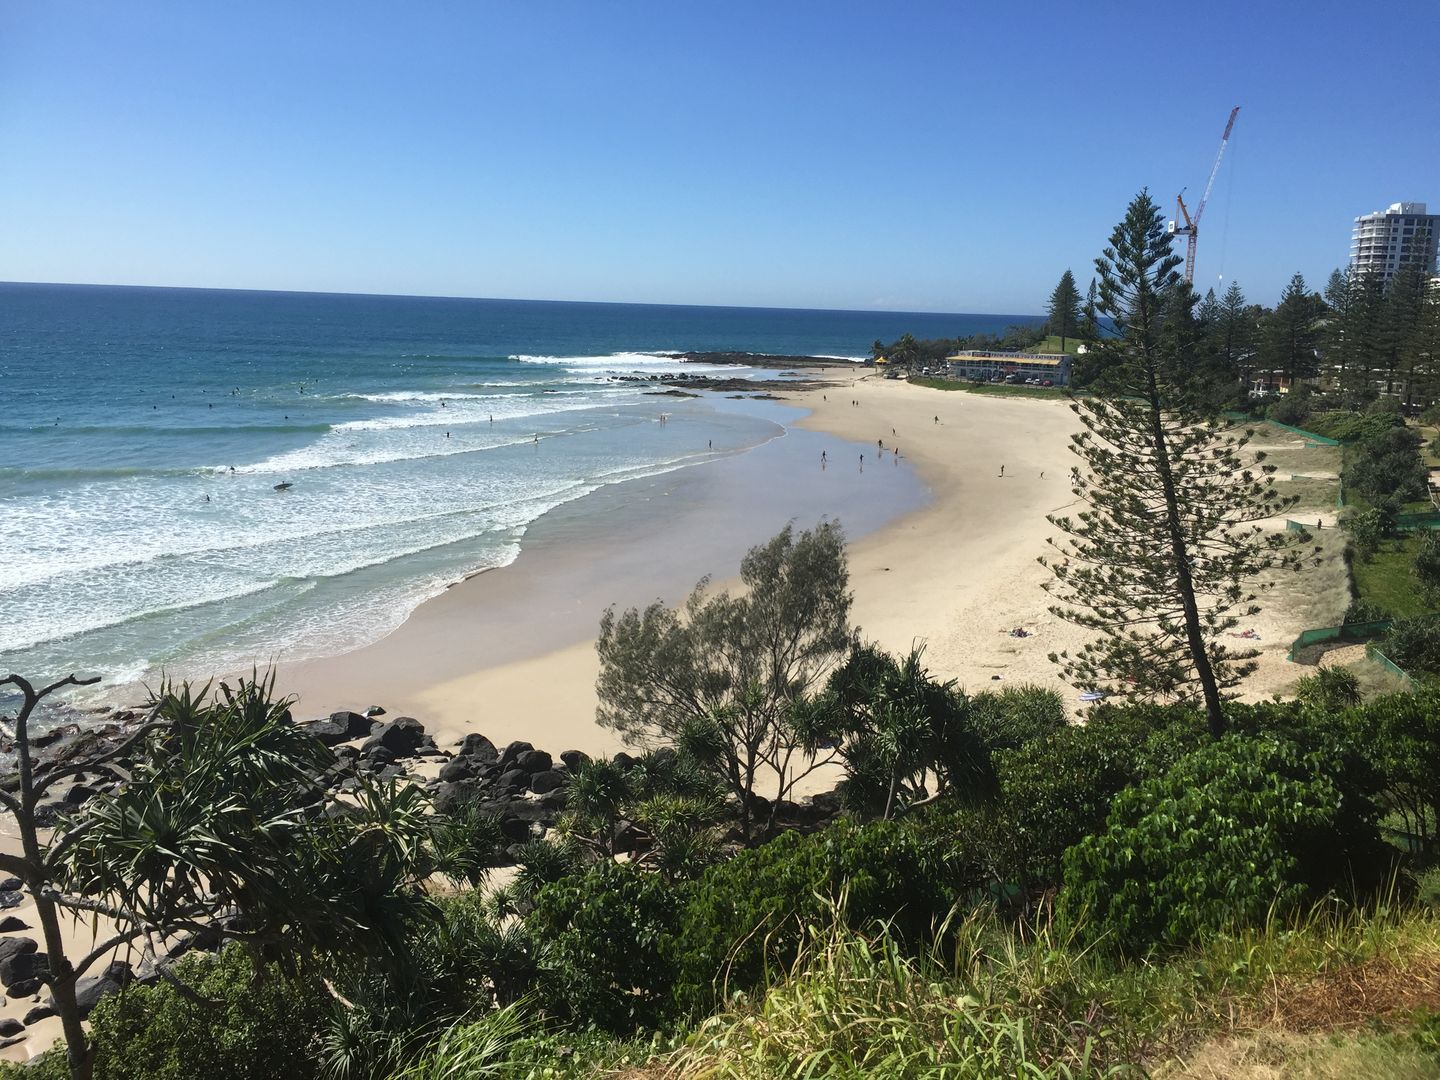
{"left": 821, "top": 450, "right": 827, "bottom": 468}
{"left": 708, "top": 439, "right": 712, "bottom": 450}
{"left": 933, "top": 415, "right": 939, "bottom": 424}
{"left": 859, "top": 454, "right": 864, "bottom": 473}
{"left": 999, "top": 464, "right": 1005, "bottom": 477}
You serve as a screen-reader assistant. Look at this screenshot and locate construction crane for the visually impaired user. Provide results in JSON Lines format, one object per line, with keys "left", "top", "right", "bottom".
{"left": 1169, "top": 106, "right": 1240, "bottom": 285}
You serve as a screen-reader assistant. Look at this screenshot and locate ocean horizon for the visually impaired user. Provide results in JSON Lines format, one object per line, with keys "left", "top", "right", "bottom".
{"left": 1, "top": 282, "right": 1041, "bottom": 702}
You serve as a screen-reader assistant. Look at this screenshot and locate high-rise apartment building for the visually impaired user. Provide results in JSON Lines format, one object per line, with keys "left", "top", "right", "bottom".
{"left": 1349, "top": 202, "right": 1440, "bottom": 284}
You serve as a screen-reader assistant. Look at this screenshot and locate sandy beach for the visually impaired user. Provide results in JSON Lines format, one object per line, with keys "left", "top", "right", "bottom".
{"left": 282, "top": 370, "right": 1347, "bottom": 754}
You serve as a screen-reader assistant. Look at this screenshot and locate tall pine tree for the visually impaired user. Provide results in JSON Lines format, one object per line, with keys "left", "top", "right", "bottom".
{"left": 1260, "top": 272, "right": 1322, "bottom": 392}
{"left": 1042, "top": 191, "right": 1311, "bottom": 738}
{"left": 1046, "top": 269, "right": 1083, "bottom": 353}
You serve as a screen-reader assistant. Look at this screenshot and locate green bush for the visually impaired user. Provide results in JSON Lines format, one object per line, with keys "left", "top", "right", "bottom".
{"left": 1347, "top": 427, "right": 1428, "bottom": 506}
{"left": 30, "top": 946, "right": 330, "bottom": 1080}
{"left": 1415, "top": 532, "right": 1440, "bottom": 599}
{"left": 672, "top": 819, "right": 964, "bottom": 1014}
{"left": 526, "top": 861, "right": 686, "bottom": 1033}
{"left": 987, "top": 703, "right": 1206, "bottom": 887}
{"left": 1345, "top": 597, "right": 1393, "bottom": 625}
{"left": 968, "top": 683, "right": 1068, "bottom": 755}
{"left": 1382, "top": 617, "right": 1440, "bottom": 677}
{"left": 1059, "top": 735, "right": 1391, "bottom": 954}
{"left": 1306, "top": 410, "right": 1399, "bottom": 443}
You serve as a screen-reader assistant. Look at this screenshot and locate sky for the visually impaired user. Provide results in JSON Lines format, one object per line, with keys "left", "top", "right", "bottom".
{"left": 2, "top": 0, "right": 1438, "bottom": 314}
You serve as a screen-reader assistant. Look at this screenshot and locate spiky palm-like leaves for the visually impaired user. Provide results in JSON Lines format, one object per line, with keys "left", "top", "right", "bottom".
{"left": 1041, "top": 191, "right": 1314, "bottom": 737}
{"left": 806, "top": 643, "right": 995, "bottom": 819}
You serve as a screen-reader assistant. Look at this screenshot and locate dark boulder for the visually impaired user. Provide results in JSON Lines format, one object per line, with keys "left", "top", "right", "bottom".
{"left": 66, "top": 961, "right": 133, "bottom": 1018}
{"left": 437, "top": 760, "right": 476, "bottom": 784}
{"left": 515, "top": 749, "right": 552, "bottom": 774}
{"left": 0, "top": 939, "right": 36, "bottom": 969}
{"left": 433, "top": 780, "right": 480, "bottom": 815}
{"left": 613, "top": 752, "right": 638, "bottom": 771}
{"left": 64, "top": 783, "right": 99, "bottom": 806}
{"left": 298, "top": 717, "right": 349, "bottom": 746}
{"left": 0, "top": 879, "right": 20, "bottom": 893}
{"left": 498, "top": 815, "right": 532, "bottom": 843}
{"left": 559, "top": 750, "right": 590, "bottom": 770}
{"left": 529, "top": 769, "right": 567, "bottom": 795}
{"left": 22, "top": 1004, "right": 52, "bottom": 1025}
{"left": 0, "top": 918, "right": 29, "bottom": 933}
{"left": 613, "top": 819, "right": 648, "bottom": 855}
{"left": 0, "top": 1017, "right": 22, "bottom": 1037}
{"left": 0, "top": 947, "right": 47, "bottom": 989}
{"left": 363, "top": 717, "right": 427, "bottom": 758}
{"left": 495, "top": 768, "right": 530, "bottom": 794}
{"left": 364, "top": 746, "right": 396, "bottom": 767}
{"left": 334, "top": 745, "right": 361, "bottom": 763}
{"left": 365, "top": 706, "right": 386, "bottom": 717}
{"left": 458, "top": 733, "right": 498, "bottom": 762}
{"left": 497, "top": 740, "right": 533, "bottom": 770}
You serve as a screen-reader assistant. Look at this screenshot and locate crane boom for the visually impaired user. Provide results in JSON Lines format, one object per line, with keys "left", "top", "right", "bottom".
{"left": 1173, "top": 106, "right": 1241, "bottom": 284}
{"left": 1194, "top": 106, "right": 1240, "bottom": 227}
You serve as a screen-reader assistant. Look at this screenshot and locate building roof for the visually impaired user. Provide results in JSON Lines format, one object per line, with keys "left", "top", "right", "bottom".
{"left": 946, "top": 353, "right": 1066, "bottom": 367}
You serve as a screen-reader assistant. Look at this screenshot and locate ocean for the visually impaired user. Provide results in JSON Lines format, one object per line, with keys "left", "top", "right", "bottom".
{"left": 1, "top": 282, "right": 1039, "bottom": 699}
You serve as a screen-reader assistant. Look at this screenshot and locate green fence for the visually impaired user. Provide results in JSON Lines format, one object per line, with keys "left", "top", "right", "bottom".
{"left": 1393, "top": 511, "right": 1440, "bottom": 531}
{"left": 1263, "top": 420, "right": 1342, "bottom": 446}
{"left": 1286, "top": 619, "right": 1392, "bottom": 661}
{"left": 1366, "top": 643, "right": 1417, "bottom": 687}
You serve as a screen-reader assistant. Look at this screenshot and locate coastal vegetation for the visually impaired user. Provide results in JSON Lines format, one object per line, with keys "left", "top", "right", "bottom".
{"left": 7, "top": 191, "right": 1440, "bottom": 1079}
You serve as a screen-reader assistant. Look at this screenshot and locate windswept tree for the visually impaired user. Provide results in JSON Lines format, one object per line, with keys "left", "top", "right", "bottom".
{"left": 595, "top": 522, "right": 854, "bottom": 839}
{"left": 1046, "top": 269, "right": 1083, "bottom": 353}
{"left": 1041, "top": 191, "right": 1312, "bottom": 738}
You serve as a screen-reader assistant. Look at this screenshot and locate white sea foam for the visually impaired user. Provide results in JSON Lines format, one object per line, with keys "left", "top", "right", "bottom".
{"left": 509, "top": 351, "right": 735, "bottom": 376}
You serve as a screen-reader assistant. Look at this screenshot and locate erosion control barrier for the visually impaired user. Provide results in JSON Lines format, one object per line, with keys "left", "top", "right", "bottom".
{"left": 1366, "top": 643, "right": 1417, "bottom": 687}
{"left": 1393, "top": 511, "right": 1440, "bottom": 531}
{"left": 1286, "top": 619, "right": 1392, "bottom": 662}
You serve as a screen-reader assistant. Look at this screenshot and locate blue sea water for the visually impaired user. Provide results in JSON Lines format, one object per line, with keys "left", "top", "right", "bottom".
{"left": 1, "top": 282, "right": 1039, "bottom": 691}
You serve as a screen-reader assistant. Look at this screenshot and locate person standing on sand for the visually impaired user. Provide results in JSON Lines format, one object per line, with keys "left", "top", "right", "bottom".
{"left": 999, "top": 465, "right": 1005, "bottom": 477}
{"left": 821, "top": 450, "right": 827, "bottom": 466}
{"left": 859, "top": 454, "right": 864, "bottom": 472}
{"left": 933, "top": 415, "right": 939, "bottom": 424}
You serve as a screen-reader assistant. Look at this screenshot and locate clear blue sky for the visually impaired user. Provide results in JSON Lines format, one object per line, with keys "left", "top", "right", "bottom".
{"left": 3, "top": 0, "right": 1437, "bottom": 313}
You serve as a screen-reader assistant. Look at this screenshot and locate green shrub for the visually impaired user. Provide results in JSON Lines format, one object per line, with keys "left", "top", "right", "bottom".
{"left": 526, "top": 861, "right": 686, "bottom": 1033}
{"left": 968, "top": 683, "right": 1068, "bottom": 755}
{"left": 672, "top": 819, "right": 964, "bottom": 1014}
{"left": 1059, "top": 735, "right": 1391, "bottom": 954}
{"left": 1348, "top": 427, "right": 1428, "bottom": 506}
{"left": 1414, "top": 533, "right": 1440, "bottom": 599}
{"left": 1307, "top": 410, "right": 1399, "bottom": 443}
{"left": 1345, "top": 597, "right": 1393, "bottom": 625}
{"left": 988, "top": 703, "right": 1206, "bottom": 887}
{"left": 1294, "top": 667, "right": 1363, "bottom": 711}
{"left": 55, "top": 946, "right": 329, "bottom": 1080}
{"left": 1382, "top": 617, "right": 1440, "bottom": 677}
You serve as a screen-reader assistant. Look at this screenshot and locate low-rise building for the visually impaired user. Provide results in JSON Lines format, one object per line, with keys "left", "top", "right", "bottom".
{"left": 945, "top": 350, "right": 1072, "bottom": 386}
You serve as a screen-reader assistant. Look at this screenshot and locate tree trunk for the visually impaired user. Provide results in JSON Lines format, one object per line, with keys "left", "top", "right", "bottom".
{"left": 1144, "top": 378, "right": 1227, "bottom": 738}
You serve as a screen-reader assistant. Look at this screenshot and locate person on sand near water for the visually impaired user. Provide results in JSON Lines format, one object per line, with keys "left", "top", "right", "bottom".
{"left": 933, "top": 415, "right": 939, "bottom": 424}
{"left": 821, "top": 450, "right": 827, "bottom": 468}
{"left": 999, "top": 464, "right": 1005, "bottom": 477}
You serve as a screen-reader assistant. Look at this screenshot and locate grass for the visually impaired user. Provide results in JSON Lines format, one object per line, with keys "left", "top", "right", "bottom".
{"left": 1031, "top": 334, "right": 1085, "bottom": 355}
{"left": 909, "top": 375, "right": 1071, "bottom": 399}
{"left": 472, "top": 901, "right": 1440, "bottom": 1079}
{"left": 1352, "top": 535, "right": 1431, "bottom": 619}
